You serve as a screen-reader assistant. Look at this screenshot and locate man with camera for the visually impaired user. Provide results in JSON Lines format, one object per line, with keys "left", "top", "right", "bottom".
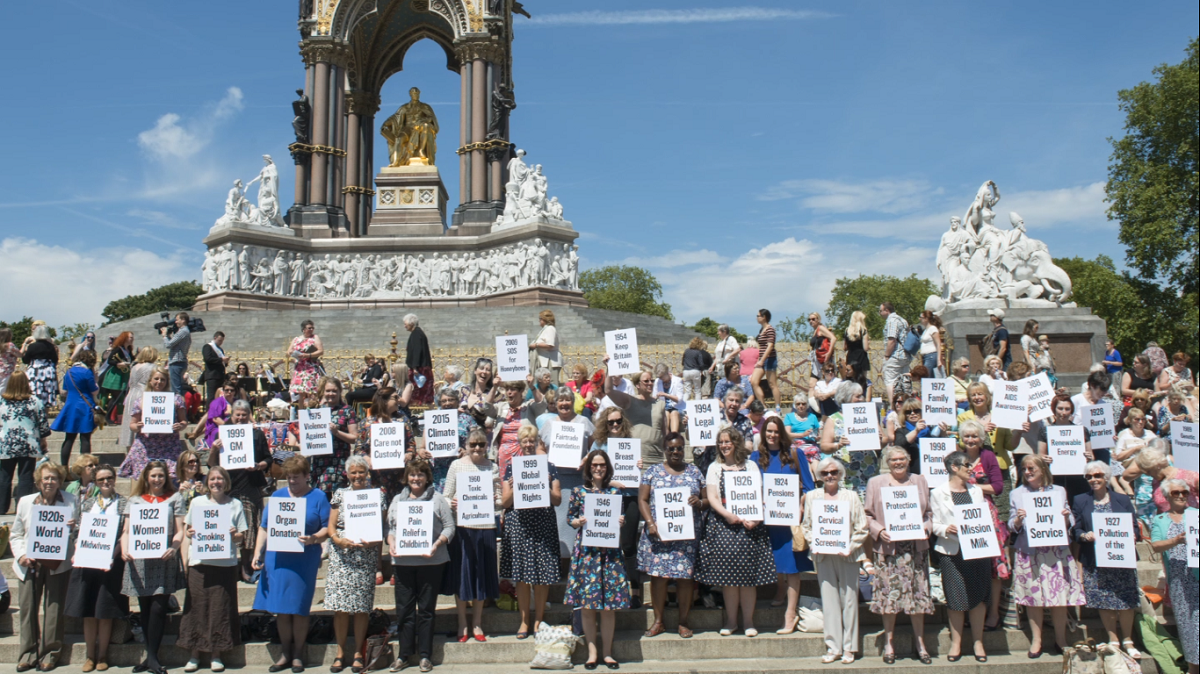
{"left": 161, "top": 311, "right": 193, "bottom": 396}
{"left": 201, "top": 331, "right": 230, "bottom": 401}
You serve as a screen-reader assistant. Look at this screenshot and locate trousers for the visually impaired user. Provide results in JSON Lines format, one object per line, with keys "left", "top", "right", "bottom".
{"left": 817, "top": 556, "right": 861, "bottom": 656}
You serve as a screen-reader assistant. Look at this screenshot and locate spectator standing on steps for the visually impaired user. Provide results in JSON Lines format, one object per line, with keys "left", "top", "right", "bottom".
{"left": 879, "top": 303, "right": 910, "bottom": 406}
{"left": 1103, "top": 340, "right": 1124, "bottom": 375}
{"left": 161, "top": 312, "right": 193, "bottom": 397}
{"left": 200, "top": 331, "right": 230, "bottom": 402}
{"left": 986, "top": 309, "right": 1011, "bottom": 370}
{"left": 404, "top": 314, "right": 434, "bottom": 406}
{"left": 530, "top": 309, "right": 563, "bottom": 385}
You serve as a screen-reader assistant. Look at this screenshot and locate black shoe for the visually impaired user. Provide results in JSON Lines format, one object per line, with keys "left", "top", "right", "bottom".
{"left": 604, "top": 660, "right": 619, "bottom": 670}
{"left": 1027, "top": 650, "right": 1043, "bottom": 660}
{"left": 132, "top": 664, "right": 149, "bottom": 674}
{"left": 269, "top": 665, "right": 290, "bottom": 673}
{"left": 584, "top": 663, "right": 598, "bottom": 671}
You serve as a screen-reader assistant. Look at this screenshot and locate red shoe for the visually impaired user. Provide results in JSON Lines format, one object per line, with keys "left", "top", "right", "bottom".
{"left": 457, "top": 635, "right": 470, "bottom": 643}
{"left": 473, "top": 634, "right": 487, "bottom": 643}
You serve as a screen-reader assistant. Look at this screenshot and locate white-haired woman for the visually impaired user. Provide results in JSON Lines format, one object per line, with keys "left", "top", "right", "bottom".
{"left": 440, "top": 364, "right": 468, "bottom": 399}
{"left": 1156, "top": 382, "right": 1195, "bottom": 453}
{"left": 1149, "top": 478, "right": 1198, "bottom": 673}
{"left": 949, "top": 357, "right": 971, "bottom": 411}
{"left": 803, "top": 457, "right": 869, "bottom": 664}
{"left": 784, "top": 392, "right": 821, "bottom": 463}
{"left": 325, "top": 455, "right": 385, "bottom": 673}
{"left": 977, "top": 355, "right": 1006, "bottom": 390}
{"left": 818, "top": 381, "right": 880, "bottom": 501}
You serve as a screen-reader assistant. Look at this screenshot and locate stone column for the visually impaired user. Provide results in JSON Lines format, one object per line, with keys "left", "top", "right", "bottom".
{"left": 345, "top": 109, "right": 361, "bottom": 237}
{"left": 362, "top": 111, "right": 375, "bottom": 231}
{"left": 470, "top": 58, "right": 487, "bottom": 203}
{"left": 293, "top": 64, "right": 313, "bottom": 207}
{"left": 310, "top": 60, "right": 331, "bottom": 206}
{"left": 459, "top": 62, "right": 470, "bottom": 206}
{"left": 331, "top": 65, "right": 345, "bottom": 211}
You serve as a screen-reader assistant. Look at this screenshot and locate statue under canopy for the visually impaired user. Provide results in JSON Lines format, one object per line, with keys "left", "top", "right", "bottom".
{"left": 381, "top": 87, "right": 439, "bottom": 167}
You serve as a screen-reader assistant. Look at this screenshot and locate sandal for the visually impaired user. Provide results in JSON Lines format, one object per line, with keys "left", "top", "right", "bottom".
{"left": 883, "top": 652, "right": 896, "bottom": 665}
{"left": 330, "top": 658, "right": 346, "bottom": 673}
{"left": 1122, "top": 640, "right": 1142, "bottom": 660}
{"left": 643, "top": 622, "right": 665, "bottom": 638}
{"left": 822, "top": 652, "right": 843, "bottom": 664}
{"left": 351, "top": 656, "right": 365, "bottom": 674}
{"left": 917, "top": 652, "right": 932, "bottom": 665}
{"left": 677, "top": 625, "right": 694, "bottom": 639}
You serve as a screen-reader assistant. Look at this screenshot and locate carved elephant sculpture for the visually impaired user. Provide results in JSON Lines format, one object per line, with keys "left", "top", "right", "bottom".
{"left": 1027, "top": 250, "right": 1072, "bottom": 302}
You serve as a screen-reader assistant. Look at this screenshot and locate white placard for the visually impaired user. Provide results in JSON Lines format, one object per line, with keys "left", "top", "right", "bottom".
{"left": 496, "top": 334, "right": 530, "bottom": 381}
{"left": 391, "top": 502, "right": 433, "bottom": 556}
{"left": 653, "top": 488, "right": 695, "bottom": 541}
{"left": 843, "top": 402, "right": 881, "bottom": 452}
{"left": 686, "top": 399, "right": 721, "bottom": 447}
{"left": 811, "top": 500, "right": 852, "bottom": 555}
{"left": 1095, "top": 512, "right": 1137, "bottom": 569}
{"left": 140, "top": 392, "right": 175, "bottom": 434}
{"left": 370, "top": 421, "right": 407, "bottom": 470}
{"left": 218, "top": 423, "right": 255, "bottom": 470}
{"left": 190, "top": 502, "right": 232, "bottom": 561}
{"left": 127, "top": 501, "right": 171, "bottom": 560}
{"left": 582, "top": 492, "right": 621, "bottom": 548}
{"left": 548, "top": 421, "right": 586, "bottom": 468}
{"left": 342, "top": 488, "right": 384, "bottom": 543}
{"left": 1047, "top": 425, "right": 1087, "bottom": 476}
{"left": 1027, "top": 491, "right": 1069, "bottom": 547}
{"left": 27, "top": 505, "right": 72, "bottom": 561}
{"left": 266, "top": 497, "right": 305, "bottom": 553}
{"left": 299, "top": 407, "right": 333, "bottom": 456}
{"left": 1081, "top": 404, "right": 1116, "bottom": 450}
{"left": 604, "top": 329, "right": 640, "bottom": 376}
{"left": 921, "top": 378, "right": 957, "bottom": 427}
{"left": 74, "top": 511, "right": 120, "bottom": 570}
{"left": 610, "top": 438, "right": 641, "bottom": 487}
{"left": 991, "top": 380, "right": 1027, "bottom": 430}
{"left": 763, "top": 474, "right": 802, "bottom": 526}
{"left": 882, "top": 485, "right": 926, "bottom": 542}
{"left": 456, "top": 471, "right": 496, "bottom": 526}
{"left": 725, "top": 470, "right": 764, "bottom": 522}
{"left": 424, "top": 409, "right": 460, "bottom": 460}
{"left": 920, "top": 437, "right": 955, "bottom": 488}
{"left": 1187, "top": 508, "right": 1198, "bottom": 570}
{"left": 1025, "top": 373, "right": 1055, "bottom": 423}
{"left": 955, "top": 500, "right": 1002, "bottom": 560}
{"left": 1175, "top": 423, "right": 1200, "bottom": 473}
{"left": 512, "top": 455, "right": 551, "bottom": 510}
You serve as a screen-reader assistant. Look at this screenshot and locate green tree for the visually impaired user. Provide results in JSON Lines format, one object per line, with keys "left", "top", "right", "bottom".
{"left": 0, "top": 316, "right": 53, "bottom": 345}
{"left": 1107, "top": 38, "right": 1199, "bottom": 296}
{"left": 776, "top": 316, "right": 814, "bottom": 344}
{"left": 56, "top": 323, "right": 94, "bottom": 343}
{"left": 825, "top": 274, "right": 939, "bottom": 338}
{"left": 688, "top": 318, "right": 748, "bottom": 343}
{"left": 101, "top": 281, "right": 204, "bottom": 326}
{"left": 579, "top": 266, "right": 673, "bottom": 320}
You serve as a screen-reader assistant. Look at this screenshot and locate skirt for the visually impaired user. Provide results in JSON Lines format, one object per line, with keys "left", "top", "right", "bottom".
{"left": 695, "top": 511, "right": 776, "bottom": 587}
{"left": 27, "top": 360, "right": 57, "bottom": 408}
{"left": 1012, "top": 548, "right": 1086, "bottom": 608}
{"left": 65, "top": 562, "right": 129, "bottom": 619}
{"left": 177, "top": 565, "right": 241, "bottom": 653}
{"left": 447, "top": 528, "right": 500, "bottom": 601}
{"left": 869, "top": 544, "right": 934, "bottom": 616}
{"left": 500, "top": 507, "right": 562, "bottom": 585}
{"left": 1082, "top": 566, "right": 1139, "bottom": 611}
{"left": 324, "top": 539, "right": 380, "bottom": 614}
{"left": 939, "top": 551, "right": 992, "bottom": 612}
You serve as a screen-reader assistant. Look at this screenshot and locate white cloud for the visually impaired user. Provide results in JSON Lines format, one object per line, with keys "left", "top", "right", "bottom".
{"left": 526, "top": 7, "right": 834, "bottom": 27}
{"left": 126, "top": 208, "right": 203, "bottom": 231}
{"left": 137, "top": 87, "right": 244, "bottom": 161}
{"left": 0, "top": 238, "right": 196, "bottom": 326}
{"left": 624, "top": 250, "right": 725, "bottom": 269}
{"left": 759, "top": 179, "right": 940, "bottom": 214}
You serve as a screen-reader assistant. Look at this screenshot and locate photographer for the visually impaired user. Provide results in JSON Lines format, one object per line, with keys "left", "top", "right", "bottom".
{"left": 161, "top": 311, "right": 193, "bottom": 396}
{"left": 201, "top": 331, "right": 230, "bottom": 401}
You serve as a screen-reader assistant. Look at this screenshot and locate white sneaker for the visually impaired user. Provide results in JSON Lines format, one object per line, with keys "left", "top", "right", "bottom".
{"left": 184, "top": 660, "right": 200, "bottom": 673}
{"left": 211, "top": 659, "right": 225, "bottom": 672}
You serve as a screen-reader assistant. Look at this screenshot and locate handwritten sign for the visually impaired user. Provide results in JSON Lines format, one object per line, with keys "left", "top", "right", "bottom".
{"left": 582, "top": 493, "right": 621, "bottom": 548}
{"left": 370, "top": 421, "right": 407, "bottom": 470}
{"left": 424, "top": 409, "right": 460, "bottom": 459}
{"left": 1027, "top": 491, "right": 1068, "bottom": 547}
{"left": 391, "top": 502, "right": 433, "bottom": 556}
{"left": 843, "top": 402, "right": 881, "bottom": 452}
{"left": 653, "top": 488, "right": 695, "bottom": 541}
{"left": 955, "top": 500, "right": 1001, "bottom": 560}
{"left": 604, "top": 329, "right": 640, "bottom": 376}
{"left": 763, "top": 474, "right": 801, "bottom": 526}
{"left": 1048, "top": 425, "right": 1087, "bottom": 476}
{"left": 1095, "top": 512, "right": 1137, "bottom": 569}
{"left": 548, "top": 421, "right": 586, "bottom": 468}
{"left": 1187, "top": 508, "right": 1198, "bottom": 570}
{"left": 74, "top": 511, "right": 119, "bottom": 570}
{"left": 190, "top": 502, "right": 232, "bottom": 561}
{"left": 266, "top": 497, "right": 305, "bottom": 553}
{"left": 920, "top": 438, "right": 955, "bottom": 488}
{"left": 128, "top": 501, "right": 171, "bottom": 560}
{"left": 1081, "top": 404, "right": 1115, "bottom": 450}
{"left": 299, "top": 407, "right": 333, "bottom": 456}
{"left": 1176, "top": 423, "right": 1200, "bottom": 473}
{"left": 1025, "top": 373, "right": 1055, "bottom": 423}
{"left": 141, "top": 391, "right": 175, "bottom": 434}
{"left": 456, "top": 472, "right": 496, "bottom": 526}
{"left": 811, "top": 500, "right": 852, "bottom": 555}
{"left": 512, "top": 455, "right": 551, "bottom": 510}
{"left": 882, "top": 485, "right": 925, "bottom": 541}
{"left": 922, "top": 378, "right": 957, "bottom": 427}
{"left": 991, "top": 380, "right": 1027, "bottom": 430}
{"left": 342, "top": 488, "right": 383, "bottom": 543}
{"left": 27, "top": 505, "right": 72, "bottom": 561}
{"left": 495, "top": 334, "right": 529, "bottom": 381}
{"left": 218, "top": 424, "right": 255, "bottom": 470}
{"left": 610, "top": 438, "right": 641, "bottom": 487}
{"left": 725, "top": 470, "right": 763, "bottom": 522}
{"left": 687, "top": 399, "right": 721, "bottom": 447}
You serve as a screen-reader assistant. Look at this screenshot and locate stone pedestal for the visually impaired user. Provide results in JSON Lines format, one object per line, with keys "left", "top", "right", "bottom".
{"left": 372, "top": 165, "right": 448, "bottom": 236}
{"left": 942, "top": 306, "right": 1108, "bottom": 389}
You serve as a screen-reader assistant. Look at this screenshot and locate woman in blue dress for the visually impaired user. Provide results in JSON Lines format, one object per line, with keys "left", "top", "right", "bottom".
{"left": 749, "top": 415, "right": 815, "bottom": 635}
{"left": 252, "top": 455, "right": 331, "bottom": 673}
{"left": 51, "top": 350, "right": 97, "bottom": 466}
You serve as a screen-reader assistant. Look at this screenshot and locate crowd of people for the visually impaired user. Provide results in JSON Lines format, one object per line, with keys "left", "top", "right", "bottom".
{"left": 0, "top": 307, "right": 1197, "bottom": 674}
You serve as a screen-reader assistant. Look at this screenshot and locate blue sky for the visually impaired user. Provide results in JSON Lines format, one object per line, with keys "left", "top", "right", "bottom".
{"left": 1, "top": 1, "right": 1195, "bottom": 334}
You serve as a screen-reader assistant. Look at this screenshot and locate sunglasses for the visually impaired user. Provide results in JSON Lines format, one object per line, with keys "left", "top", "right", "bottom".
{"left": 905, "top": 410, "right": 921, "bottom": 416}
{"left": 607, "top": 419, "right": 624, "bottom": 426}
{"left": 591, "top": 464, "right": 609, "bottom": 470}
{"left": 1169, "top": 491, "right": 1189, "bottom": 497}
{"left": 186, "top": 460, "right": 199, "bottom": 466}
{"left": 1086, "top": 473, "right": 1107, "bottom": 480}
{"left": 820, "top": 470, "right": 840, "bottom": 476}
{"left": 468, "top": 442, "right": 486, "bottom": 448}
{"left": 665, "top": 445, "right": 685, "bottom": 452}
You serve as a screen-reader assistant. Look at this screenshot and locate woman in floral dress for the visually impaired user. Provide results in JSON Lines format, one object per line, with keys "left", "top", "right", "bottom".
{"left": 119, "top": 367, "right": 188, "bottom": 478}
{"left": 500, "top": 424, "right": 562, "bottom": 638}
{"left": 566, "top": 450, "right": 630, "bottom": 670}
{"left": 637, "top": 433, "right": 706, "bottom": 639}
{"left": 288, "top": 320, "right": 324, "bottom": 399}
{"left": 325, "top": 456, "right": 385, "bottom": 672}
{"left": 1149, "top": 479, "right": 1199, "bottom": 672}
{"left": 309, "top": 377, "right": 359, "bottom": 501}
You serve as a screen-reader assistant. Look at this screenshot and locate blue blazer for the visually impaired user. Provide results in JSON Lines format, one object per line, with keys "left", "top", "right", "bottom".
{"left": 1071, "top": 491, "right": 1136, "bottom": 570}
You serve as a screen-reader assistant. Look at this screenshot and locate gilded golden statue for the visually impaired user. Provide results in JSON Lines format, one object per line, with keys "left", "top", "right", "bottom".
{"left": 381, "top": 87, "right": 439, "bottom": 167}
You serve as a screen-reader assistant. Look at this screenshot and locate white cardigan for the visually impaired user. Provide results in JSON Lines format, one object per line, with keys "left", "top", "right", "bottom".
{"left": 930, "top": 483, "right": 986, "bottom": 557}
{"left": 9, "top": 491, "right": 78, "bottom": 582}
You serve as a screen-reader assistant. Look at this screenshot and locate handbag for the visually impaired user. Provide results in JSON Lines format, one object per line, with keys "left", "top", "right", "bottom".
{"left": 363, "top": 635, "right": 393, "bottom": 671}
{"left": 1098, "top": 643, "right": 1136, "bottom": 674}
{"left": 529, "top": 623, "right": 583, "bottom": 670}
{"left": 1063, "top": 640, "right": 1106, "bottom": 674}
{"left": 790, "top": 524, "right": 808, "bottom": 552}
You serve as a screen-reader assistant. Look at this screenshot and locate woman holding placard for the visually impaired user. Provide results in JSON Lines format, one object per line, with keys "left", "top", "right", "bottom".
{"left": 119, "top": 347, "right": 159, "bottom": 449}
{"left": 11, "top": 462, "right": 77, "bottom": 672}
{"left": 1071, "top": 461, "right": 1142, "bottom": 660}
{"left": 122, "top": 460, "right": 186, "bottom": 674}
{"left": 895, "top": 397, "right": 951, "bottom": 473}
{"left": 310, "top": 377, "right": 360, "bottom": 502}
{"left": 590, "top": 404, "right": 646, "bottom": 608}
{"left": 207, "top": 399, "right": 271, "bottom": 581}
{"left": 66, "top": 463, "right": 126, "bottom": 672}
{"left": 326, "top": 456, "right": 385, "bottom": 673}
{"left": 357, "top": 386, "right": 417, "bottom": 502}
{"left": 253, "top": 455, "right": 331, "bottom": 672}
{"left": 119, "top": 368, "right": 187, "bottom": 480}
{"left": 637, "top": 432, "right": 706, "bottom": 639}
{"left": 749, "top": 417, "right": 815, "bottom": 634}
{"left": 955, "top": 383, "right": 1014, "bottom": 466}
{"left": 175, "top": 450, "right": 207, "bottom": 513}
{"left": 1008, "top": 455, "right": 1085, "bottom": 658}
{"left": 957, "top": 419, "right": 1010, "bottom": 631}
{"left": 696, "top": 427, "right": 775, "bottom": 638}
{"left": 432, "top": 388, "right": 477, "bottom": 492}
{"left": 930, "top": 451, "right": 992, "bottom": 663}
{"left": 445, "top": 429, "right": 502, "bottom": 643}
{"left": 818, "top": 381, "right": 879, "bottom": 501}
{"left": 178, "top": 466, "right": 248, "bottom": 672}
{"left": 1149, "top": 479, "right": 1199, "bottom": 672}
{"left": 1036, "top": 394, "right": 1097, "bottom": 504}
{"left": 1156, "top": 382, "right": 1194, "bottom": 452}
{"left": 864, "top": 447, "right": 934, "bottom": 665}
{"left": 566, "top": 449, "right": 630, "bottom": 669}
{"left": 490, "top": 379, "right": 547, "bottom": 480}
{"left": 500, "top": 424, "right": 563, "bottom": 639}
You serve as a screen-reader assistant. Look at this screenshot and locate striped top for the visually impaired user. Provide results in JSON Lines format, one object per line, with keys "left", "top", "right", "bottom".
{"left": 757, "top": 325, "right": 776, "bottom": 353}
